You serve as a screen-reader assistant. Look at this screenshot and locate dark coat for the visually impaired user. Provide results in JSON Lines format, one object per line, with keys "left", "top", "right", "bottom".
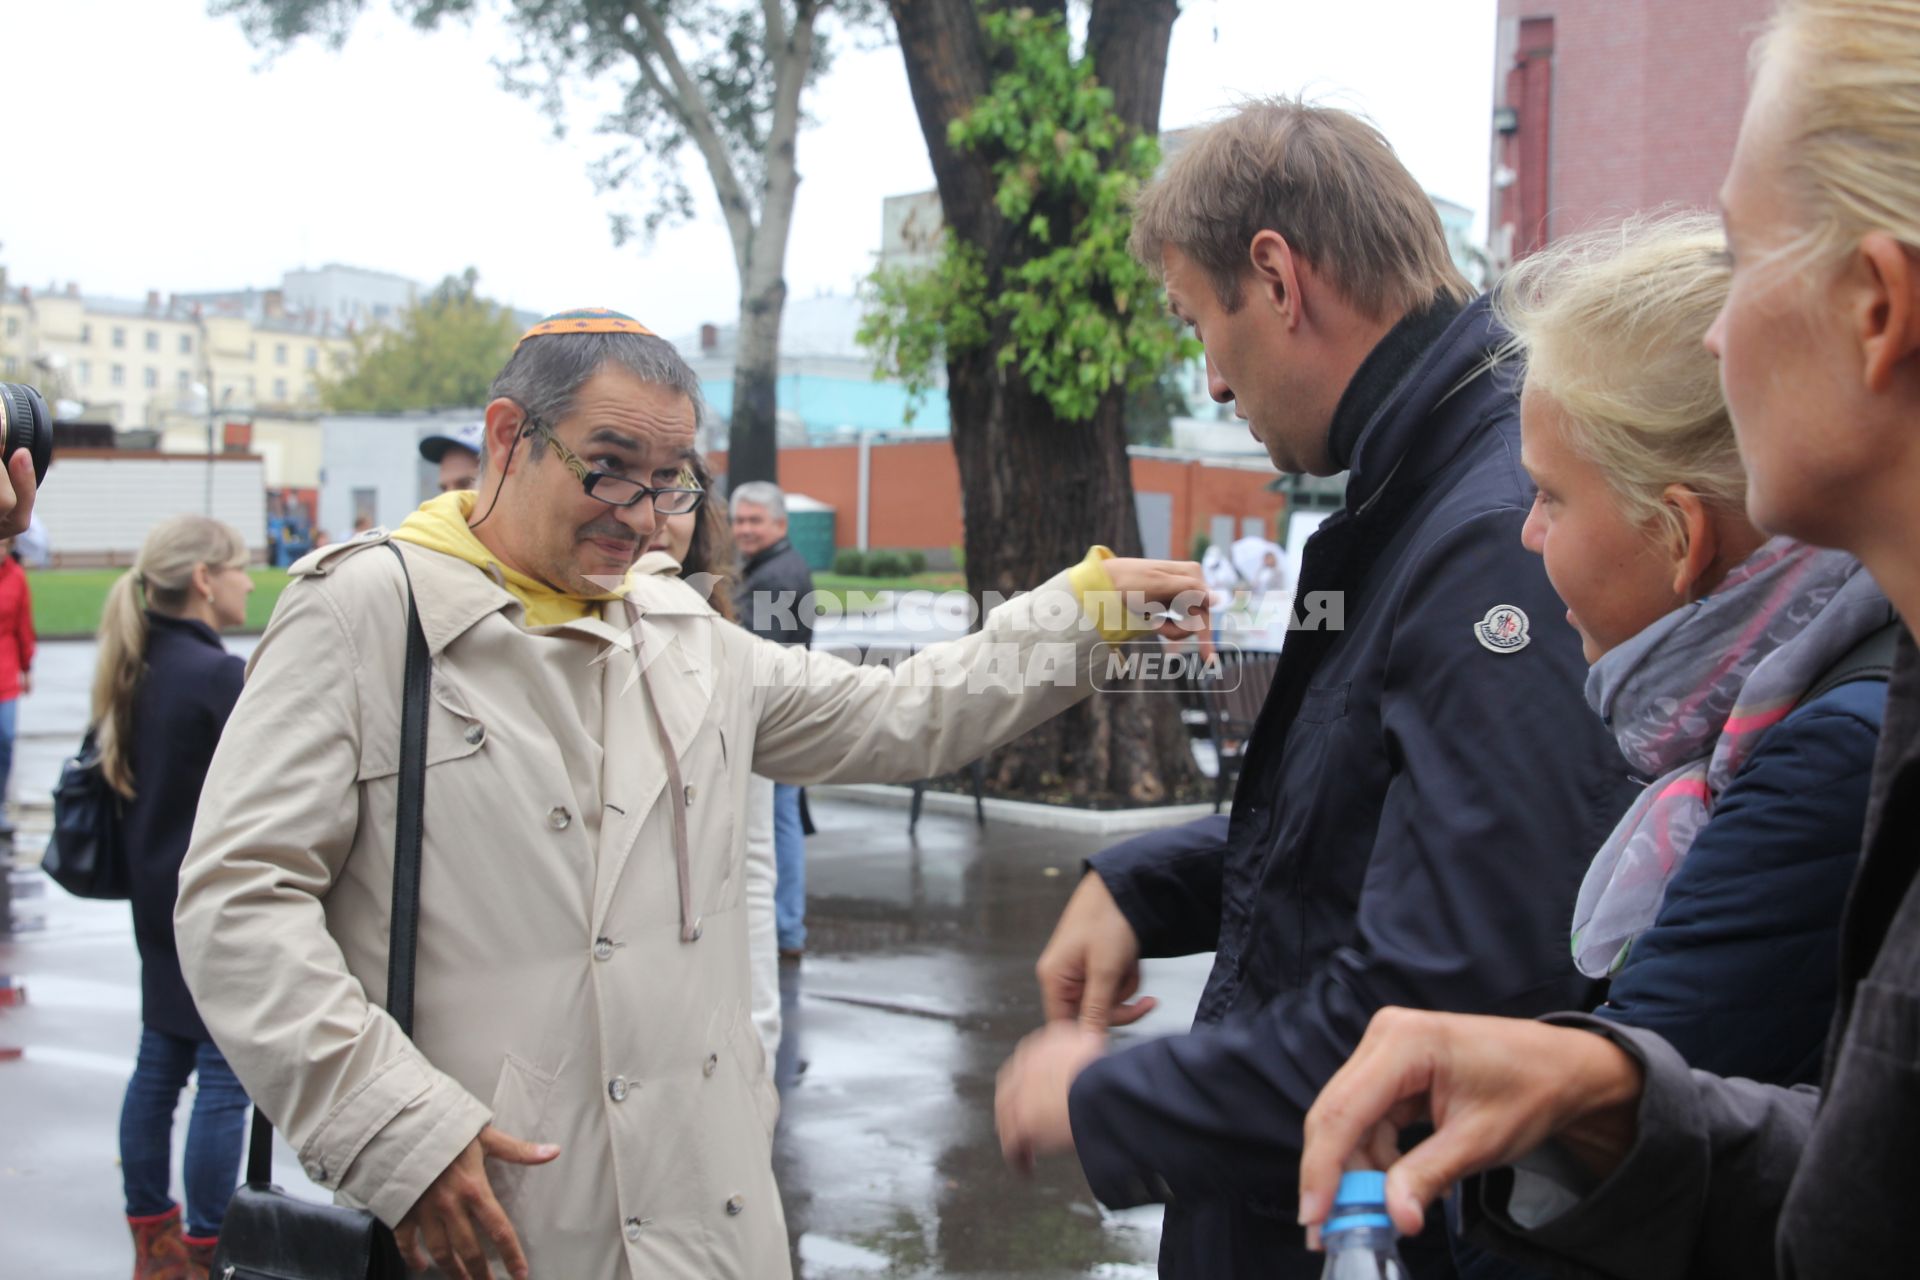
{"left": 1451, "top": 676, "right": 1887, "bottom": 1280}
{"left": 1594, "top": 678, "right": 1885, "bottom": 1085}
{"left": 1067, "top": 296, "right": 1640, "bottom": 1280}
{"left": 123, "top": 612, "right": 245, "bottom": 1040}
{"left": 1462, "top": 626, "right": 1920, "bottom": 1279}
{"left": 735, "top": 536, "right": 814, "bottom": 647}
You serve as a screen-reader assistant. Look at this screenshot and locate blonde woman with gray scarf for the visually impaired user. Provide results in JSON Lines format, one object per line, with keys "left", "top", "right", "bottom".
{"left": 1491, "top": 213, "right": 1893, "bottom": 1097}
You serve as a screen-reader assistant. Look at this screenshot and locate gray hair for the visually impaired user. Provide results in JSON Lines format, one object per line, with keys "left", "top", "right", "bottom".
{"left": 729, "top": 481, "right": 787, "bottom": 522}
{"left": 488, "top": 332, "right": 706, "bottom": 437}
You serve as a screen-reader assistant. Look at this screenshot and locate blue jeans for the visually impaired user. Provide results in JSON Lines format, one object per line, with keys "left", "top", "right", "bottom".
{"left": 0, "top": 696, "right": 17, "bottom": 811}
{"left": 119, "top": 1027, "right": 250, "bottom": 1238}
{"left": 773, "top": 783, "right": 806, "bottom": 951}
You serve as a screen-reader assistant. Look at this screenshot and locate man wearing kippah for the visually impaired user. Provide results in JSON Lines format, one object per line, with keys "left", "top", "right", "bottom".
{"left": 174, "top": 308, "right": 1210, "bottom": 1279}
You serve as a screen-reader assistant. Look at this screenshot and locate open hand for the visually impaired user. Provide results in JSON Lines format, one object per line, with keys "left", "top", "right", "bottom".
{"left": 395, "top": 1125, "right": 560, "bottom": 1280}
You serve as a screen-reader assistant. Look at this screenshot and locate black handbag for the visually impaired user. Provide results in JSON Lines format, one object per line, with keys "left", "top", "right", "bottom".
{"left": 43, "top": 726, "right": 130, "bottom": 900}
{"left": 212, "top": 545, "right": 429, "bottom": 1280}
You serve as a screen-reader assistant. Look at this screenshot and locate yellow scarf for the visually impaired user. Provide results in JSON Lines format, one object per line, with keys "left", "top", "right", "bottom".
{"left": 391, "top": 491, "right": 626, "bottom": 629}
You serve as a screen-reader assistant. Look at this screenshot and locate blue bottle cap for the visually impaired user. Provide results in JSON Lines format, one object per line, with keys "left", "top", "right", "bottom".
{"left": 1334, "top": 1170, "right": 1388, "bottom": 1207}
{"left": 1324, "top": 1170, "right": 1394, "bottom": 1235}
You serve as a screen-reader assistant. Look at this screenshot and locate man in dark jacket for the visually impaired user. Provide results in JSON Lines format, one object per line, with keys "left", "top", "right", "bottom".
{"left": 992, "top": 98, "right": 1639, "bottom": 1279}
{"left": 732, "top": 481, "right": 814, "bottom": 956}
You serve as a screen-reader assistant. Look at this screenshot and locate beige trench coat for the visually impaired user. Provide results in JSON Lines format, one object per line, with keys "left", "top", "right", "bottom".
{"left": 175, "top": 530, "right": 1106, "bottom": 1278}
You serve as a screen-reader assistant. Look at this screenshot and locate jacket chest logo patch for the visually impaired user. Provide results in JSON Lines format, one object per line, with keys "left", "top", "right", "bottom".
{"left": 1474, "top": 604, "right": 1531, "bottom": 654}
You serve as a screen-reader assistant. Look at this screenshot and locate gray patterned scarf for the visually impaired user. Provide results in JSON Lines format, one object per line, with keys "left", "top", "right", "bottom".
{"left": 1572, "top": 538, "right": 1887, "bottom": 977}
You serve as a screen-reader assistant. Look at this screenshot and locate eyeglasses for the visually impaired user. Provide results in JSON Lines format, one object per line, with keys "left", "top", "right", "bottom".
{"left": 527, "top": 418, "right": 704, "bottom": 514}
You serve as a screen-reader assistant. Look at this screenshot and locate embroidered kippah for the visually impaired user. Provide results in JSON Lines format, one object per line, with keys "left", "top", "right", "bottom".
{"left": 516, "top": 307, "right": 657, "bottom": 348}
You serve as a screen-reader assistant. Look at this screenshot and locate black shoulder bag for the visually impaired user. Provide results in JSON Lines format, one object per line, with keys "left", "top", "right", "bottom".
{"left": 212, "top": 545, "right": 428, "bottom": 1280}
{"left": 43, "top": 726, "right": 130, "bottom": 900}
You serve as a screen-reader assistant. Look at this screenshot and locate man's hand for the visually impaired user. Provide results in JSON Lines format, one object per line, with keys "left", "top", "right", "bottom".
{"left": 1095, "top": 557, "right": 1210, "bottom": 640}
{"left": 1298, "top": 1008, "right": 1645, "bottom": 1242}
{"left": 394, "top": 1126, "right": 560, "bottom": 1280}
{"left": 17, "top": 671, "right": 29, "bottom": 696}
{"left": 0, "top": 450, "right": 37, "bottom": 541}
{"left": 995, "top": 1021, "right": 1108, "bottom": 1173}
{"left": 1036, "top": 871, "right": 1153, "bottom": 1031}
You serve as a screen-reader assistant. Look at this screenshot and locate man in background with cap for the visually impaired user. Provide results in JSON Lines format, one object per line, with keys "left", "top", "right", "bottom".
{"left": 419, "top": 420, "right": 485, "bottom": 494}
{"left": 175, "top": 307, "right": 1209, "bottom": 1279}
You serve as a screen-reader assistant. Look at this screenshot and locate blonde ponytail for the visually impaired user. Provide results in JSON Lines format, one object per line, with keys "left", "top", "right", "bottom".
{"left": 90, "top": 516, "right": 248, "bottom": 799}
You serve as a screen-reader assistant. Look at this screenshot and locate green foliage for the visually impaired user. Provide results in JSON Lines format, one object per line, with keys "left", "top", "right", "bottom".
{"left": 1189, "top": 531, "right": 1211, "bottom": 562}
{"left": 320, "top": 270, "right": 518, "bottom": 413}
{"left": 858, "top": 9, "right": 1199, "bottom": 424}
{"left": 832, "top": 547, "right": 867, "bottom": 576}
{"left": 863, "top": 549, "right": 909, "bottom": 578}
{"left": 904, "top": 549, "right": 927, "bottom": 574}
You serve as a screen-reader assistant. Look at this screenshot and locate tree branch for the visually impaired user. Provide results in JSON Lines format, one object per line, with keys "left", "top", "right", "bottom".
{"left": 748, "top": 0, "right": 816, "bottom": 292}
{"left": 615, "top": 2, "right": 756, "bottom": 273}
{"left": 760, "top": 0, "right": 787, "bottom": 49}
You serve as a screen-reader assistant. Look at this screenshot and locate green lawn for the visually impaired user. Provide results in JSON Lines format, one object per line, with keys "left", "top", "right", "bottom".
{"left": 810, "top": 571, "right": 965, "bottom": 612}
{"left": 28, "top": 566, "right": 964, "bottom": 638}
{"left": 32, "top": 568, "right": 292, "bottom": 638}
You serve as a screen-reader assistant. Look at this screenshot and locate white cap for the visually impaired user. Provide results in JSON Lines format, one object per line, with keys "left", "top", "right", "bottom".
{"left": 419, "top": 420, "right": 486, "bottom": 463}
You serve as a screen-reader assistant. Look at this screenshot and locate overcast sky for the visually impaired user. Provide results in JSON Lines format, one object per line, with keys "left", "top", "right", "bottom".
{"left": 3, "top": 0, "right": 1498, "bottom": 341}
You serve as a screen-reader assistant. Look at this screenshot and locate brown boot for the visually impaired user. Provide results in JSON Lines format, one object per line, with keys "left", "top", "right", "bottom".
{"left": 182, "top": 1232, "right": 218, "bottom": 1279}
{"left": 128, "top": 1205, "right": 193, "bottom": 1280}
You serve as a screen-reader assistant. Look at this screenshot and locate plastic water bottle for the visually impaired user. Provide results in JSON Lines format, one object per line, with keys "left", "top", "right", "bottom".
{"left": 1319, "top": 1170, "right": 1408, "bottom": 1279}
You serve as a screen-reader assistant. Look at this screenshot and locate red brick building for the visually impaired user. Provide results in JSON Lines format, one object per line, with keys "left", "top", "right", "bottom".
{"left": 1489, "top": 0, "right": 1774, "bottom": 265}
{"left": 711, "top": 438, "right": 1285, "bottom": 565}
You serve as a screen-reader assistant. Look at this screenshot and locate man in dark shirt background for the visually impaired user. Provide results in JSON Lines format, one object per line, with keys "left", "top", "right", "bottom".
{"left": 732, "top": 481, "right": 814, "bottom": 958}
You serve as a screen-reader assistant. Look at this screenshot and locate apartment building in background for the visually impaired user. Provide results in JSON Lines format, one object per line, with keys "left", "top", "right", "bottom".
{"left": 0, "top": 264, "right": 422, "bottom": 489}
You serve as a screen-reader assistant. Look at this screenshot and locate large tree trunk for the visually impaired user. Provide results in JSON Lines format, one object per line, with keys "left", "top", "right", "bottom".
{"left": 893, "top": 0, "right": 1195, "bottom": 806}
{"left": 728, "top": 276, "right": 786, "bottom": 485}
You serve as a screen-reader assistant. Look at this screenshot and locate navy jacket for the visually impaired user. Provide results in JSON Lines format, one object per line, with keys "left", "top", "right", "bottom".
{"left": 1595, "top": 678, "right": 1885, "bottom": 1085}
{"left": 735, "top": 536, "right": 815, "bottom": 648}
{"left": 1451, "top": 675, "right": 1887, "bottom": 1280}
{"left": 1458, "top": 628, "right": 1920, "bottom": 1280}
{"left": 123, "top": 611, "right": 245, "bottom": 1040}
{"left": 1067, "top": 297, "right": 1639, "bottom": 1279}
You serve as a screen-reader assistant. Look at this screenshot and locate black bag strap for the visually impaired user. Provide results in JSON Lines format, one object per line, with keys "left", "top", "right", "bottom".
{"left": 1806, "top": 618, "right": 1902, "bottom": 706}
{"left": 246, "top": 542, "right": 432, "bottom": 1188}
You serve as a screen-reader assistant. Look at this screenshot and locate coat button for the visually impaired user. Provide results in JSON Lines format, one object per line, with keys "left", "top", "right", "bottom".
{"left": 608, "top": 1076, "right": 630, "bottom": 1102}
{"left": 593, "top": 937, "right": 615, "bottom": 961}
{"left": 464, "top": 723, "right": 485, "bottom": 746}
{"left": 548, "top": 806, "right": 572, "bottom": 831}
{"left": 303, "top": 1161, "right": 326, "bottom": 1182}
{"left": 702, "top": 1053, "right": 718, "bottom": 1078}
{"left": 683, "top": 783, "right": 696, "bottom": 805}
{"left": 623, "top": 1217, "right": 645, "bottom": 1242}
{"left": 724, "top": 1194, "right": 744, "bottom": 1216}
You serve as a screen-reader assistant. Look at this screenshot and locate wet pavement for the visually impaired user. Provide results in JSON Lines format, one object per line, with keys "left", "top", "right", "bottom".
{"left": 1, "top": 638, "right": 1215, "bottom": 1279}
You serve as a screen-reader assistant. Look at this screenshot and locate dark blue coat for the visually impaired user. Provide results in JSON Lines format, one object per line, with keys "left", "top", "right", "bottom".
{"left": 1594, "top": 677, "right": 1885, "bottom": 1084}
{"left": 1067, "top": 297, "right": 1640, "bottom": 1279}
{"left": 1449, "top": 675, "right": 1887, "bottom": 1280}
{"left": 123, "top": 611, "right": 245, "bottom": 1040}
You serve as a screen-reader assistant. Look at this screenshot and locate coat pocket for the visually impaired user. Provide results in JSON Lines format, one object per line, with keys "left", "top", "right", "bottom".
{"left": 482, "top": 1053, "right": 557, "bottom": 1219}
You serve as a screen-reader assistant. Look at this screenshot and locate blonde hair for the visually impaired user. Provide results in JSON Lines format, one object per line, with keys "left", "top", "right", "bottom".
{"left": 1130, "top": 97, "right": 1472, "bottom": 320}
{"left": 1494, "top": 212, "right": 1744, "bottom": 546}
{"left": 91, "top": 516, "right": 248, "bottom": 798}
{"left": 1755, "top": 0, "right": 1920, "bottom": 271}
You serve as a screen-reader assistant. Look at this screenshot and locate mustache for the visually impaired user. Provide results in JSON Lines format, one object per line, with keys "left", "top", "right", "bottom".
{"left": 576, "top": 521, "right": 641, "bottom": 549}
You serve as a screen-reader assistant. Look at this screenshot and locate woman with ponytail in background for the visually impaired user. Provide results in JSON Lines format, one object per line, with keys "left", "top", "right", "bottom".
{"left": 96, "top": 516, "right": 255, "bottom": 1279}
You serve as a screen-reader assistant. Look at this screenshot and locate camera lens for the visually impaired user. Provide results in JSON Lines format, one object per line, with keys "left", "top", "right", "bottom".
{"left": 0, "top": 382, "right": 54, "bottom": 486}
